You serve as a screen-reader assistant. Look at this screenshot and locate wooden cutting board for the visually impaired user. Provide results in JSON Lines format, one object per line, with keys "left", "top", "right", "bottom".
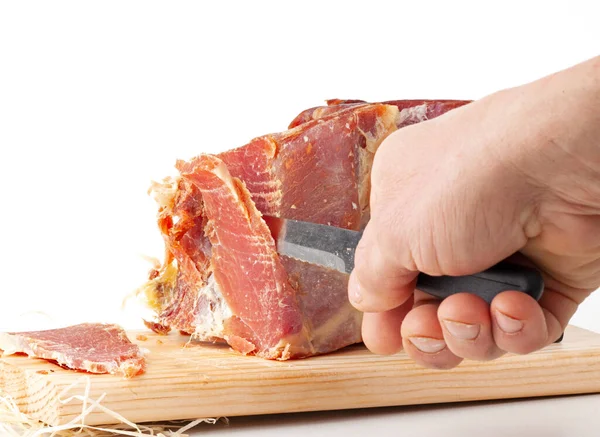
{"left": 2, "top": 325, "right": 600, "bottom": 427}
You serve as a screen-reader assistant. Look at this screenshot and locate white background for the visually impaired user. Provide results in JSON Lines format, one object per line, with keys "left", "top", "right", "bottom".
{"left": 0, "top": 1, "right": 599, "bottom": 336}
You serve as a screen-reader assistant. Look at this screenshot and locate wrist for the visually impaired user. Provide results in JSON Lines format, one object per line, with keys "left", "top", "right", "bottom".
{"left": 498, "top": 57, "right": 600, "bottom": 207}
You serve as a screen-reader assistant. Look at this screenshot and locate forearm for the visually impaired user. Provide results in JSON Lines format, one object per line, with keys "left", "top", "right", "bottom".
{"left": 510, "top": 56, "right": 600, "bottom": 290}
{"left": 487, "top": 56, "right": 600, "bottom": 211}
{"left": 539, "top": 55, "right": 600, "bottom": 161}
{"left": 538, "top": 57, "right": 600, "bottom": 211}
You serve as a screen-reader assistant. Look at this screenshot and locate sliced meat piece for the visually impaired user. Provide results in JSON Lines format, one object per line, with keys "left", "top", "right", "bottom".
{"left": 220, "top": 103, "right": 399, "bottom": 229}
{"left": 142, "top": 178, "right": 213, "bottom": 335}
{"left": 143, "top": 319, "right": 171, "bottom": 335}
{"left": 326, "top": 98, "right": 367, "bottom": 105}
{"left": 178, "top": 155, "right": 310, "bottom": 358}
{"left": 0, "top": 323, "right": 145, "bottom": 377}
{"left": 287, "top": 102, "right": 367, "bottom": 129}
{"left": 288, "top": 98, "right": 471, "bottom": 129}
{"left": 140, "top": 99, "right": 466, "bottom": 360}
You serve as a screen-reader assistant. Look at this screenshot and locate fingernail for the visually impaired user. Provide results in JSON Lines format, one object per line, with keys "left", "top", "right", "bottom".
{"left": 442, "top": 320, "right": 480, "bottom": 340}
{"left": 408, "top": 337, "right": 446, "bottom": 353}
{"left": 349, "top": 274, "right": 363, "bottom": 305}
{"left": 494, "top": 310, "right": 524, "bottom": 333}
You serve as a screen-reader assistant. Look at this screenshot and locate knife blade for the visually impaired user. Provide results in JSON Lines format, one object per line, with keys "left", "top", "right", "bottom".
{"left": 263, "top": 215, "right": 545, "bottom": 304}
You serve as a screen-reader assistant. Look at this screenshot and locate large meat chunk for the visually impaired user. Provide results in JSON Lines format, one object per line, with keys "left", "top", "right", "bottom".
{"left": 139, "top": 100, "right": 469, "bottom": 359}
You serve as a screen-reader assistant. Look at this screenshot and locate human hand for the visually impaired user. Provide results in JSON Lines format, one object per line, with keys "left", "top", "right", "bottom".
{"left": 349, "top": 56, "right": 600, "bottom": 369}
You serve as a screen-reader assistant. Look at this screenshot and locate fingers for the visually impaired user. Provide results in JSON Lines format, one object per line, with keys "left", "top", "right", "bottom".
{"left": 490, "top": 290, "right": 563, "bottom": 354}
{"left": 437, "top": 293, "right": 504, "bottom": 361}
{"left": 348, "top": 222, "right": 417, "bottom": 313}
{"left": 361, "top": 296, "right": 414, "bottom": 355}
{"left": 401, "top": 301, "right": 463, "bottom": 369}
{"left": 365, "top": 288, "right": 568, "bottom": 369}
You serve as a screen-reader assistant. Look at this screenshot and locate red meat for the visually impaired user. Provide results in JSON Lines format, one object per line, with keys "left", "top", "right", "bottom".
{"left": 139, "top": 99, "right": 466, "bottom": 359}
{"left": 0, "top": 323, "right": 145, "bottom": 377}
{"left": 288, "top": 98, "right": 471, "bottom": 129}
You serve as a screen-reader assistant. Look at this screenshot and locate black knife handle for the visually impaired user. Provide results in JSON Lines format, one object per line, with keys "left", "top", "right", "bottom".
{"left": 415, "top": 261, "right": 544, "bottom": 304}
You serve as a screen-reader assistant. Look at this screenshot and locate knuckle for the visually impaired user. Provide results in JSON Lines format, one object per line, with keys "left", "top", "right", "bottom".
{"left": 405, "top": 208, "right": 474, "bottom": 277}
{"left": 370, "top": 133, "right": 419, "bottom": 209}
{"left": 353, "top": 223, "right": 416, "bottom": 302}
{"left": 406, "top": 217, "right": 442, "bottom": 275}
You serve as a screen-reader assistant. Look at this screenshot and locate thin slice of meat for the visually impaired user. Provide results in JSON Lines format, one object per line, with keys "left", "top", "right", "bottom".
{"left": 178, "top": 155, "right": 311, "bottom": 358}
{"left": 143, "top": 319, "right": 171, "bottom": 335}
{"left": 139, "top": 99, "right": 467, "bottom": 360}
{"left": 287, "top": 102, "right": 369, "bottom": 129}
{"left": 288, "top": 98, "right": 471, "bottom": 129}
{"left": 0, "top": 323, "right": 145, "bottom": 378}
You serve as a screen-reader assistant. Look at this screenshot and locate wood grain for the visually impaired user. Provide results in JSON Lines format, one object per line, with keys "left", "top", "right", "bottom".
{"left": 2, "top": 325, "right": 600, "bottom": 427}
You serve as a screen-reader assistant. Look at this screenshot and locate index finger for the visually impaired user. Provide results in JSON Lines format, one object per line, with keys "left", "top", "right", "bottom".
{"left": 348, "top": 221, "right": 417, "bottom": 312}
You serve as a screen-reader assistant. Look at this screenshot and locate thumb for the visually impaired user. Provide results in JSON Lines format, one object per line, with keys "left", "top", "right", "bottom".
{"left": 348, "top": 220, "right": 417, "bottom": 312}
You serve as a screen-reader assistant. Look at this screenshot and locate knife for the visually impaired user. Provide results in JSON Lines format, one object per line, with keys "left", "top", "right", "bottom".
{"left": 264, "top": 215, "right": 545, "bottom": 305}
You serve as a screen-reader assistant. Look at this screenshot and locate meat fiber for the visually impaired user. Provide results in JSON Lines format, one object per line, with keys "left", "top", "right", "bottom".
{"left": 0, "top": 323, "right": 145, "bottom": 377}
{"left": 288, "top": 99, "right": 470, "bottom": 129}
{"left": 139, "top": 99, "right": 470, "bottom": 359}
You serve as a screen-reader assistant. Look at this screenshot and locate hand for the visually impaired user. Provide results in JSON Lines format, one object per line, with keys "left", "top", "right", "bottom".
{"left": 349, "top": 56, "right": 600, "bottom": 369}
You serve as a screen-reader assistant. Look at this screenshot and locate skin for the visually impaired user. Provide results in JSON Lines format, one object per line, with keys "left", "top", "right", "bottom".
{"left": 348, "top": 56, "right": 600, "bottom": 369}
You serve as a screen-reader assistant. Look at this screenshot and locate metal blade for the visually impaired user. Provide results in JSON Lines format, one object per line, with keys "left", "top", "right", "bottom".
{"left": 264, "top": 216, "right": 363, "bottom": 274}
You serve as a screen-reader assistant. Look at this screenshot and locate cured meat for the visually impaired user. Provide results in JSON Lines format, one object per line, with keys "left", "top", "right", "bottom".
{"left": 139, "top": 99, "right": 468, "bottom": 360}
{"left": 143, "top": 319, "right": 172, "bottom": 335}
{"left": 178, "top": 156, "right": 309, "bottom": 357}
{"left": 0, "top": 323, "right": 145, "bottom": 377}
{"left": 288, "top": 99, "right": 471, "bottom": 129}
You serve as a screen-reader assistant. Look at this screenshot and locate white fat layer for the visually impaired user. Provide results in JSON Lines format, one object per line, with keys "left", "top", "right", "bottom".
{"left": 193, "top": 273, "right": 233, "bottom": 340}
{"left": 357, "top": 106, "right": 399, "bottom": 213}
{"left": 148, "top": 176, "right": 179, "bottom": 209}
{"left": 0, "top": 332, "right": 19, "bottom": 356}
{"left": 397, "top": 104, "right": 428, "bottom": 125}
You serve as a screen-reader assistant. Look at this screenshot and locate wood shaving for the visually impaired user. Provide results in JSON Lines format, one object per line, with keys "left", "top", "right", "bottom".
{"left": 0, "top": 374, "right": 224, "bottom": 436}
